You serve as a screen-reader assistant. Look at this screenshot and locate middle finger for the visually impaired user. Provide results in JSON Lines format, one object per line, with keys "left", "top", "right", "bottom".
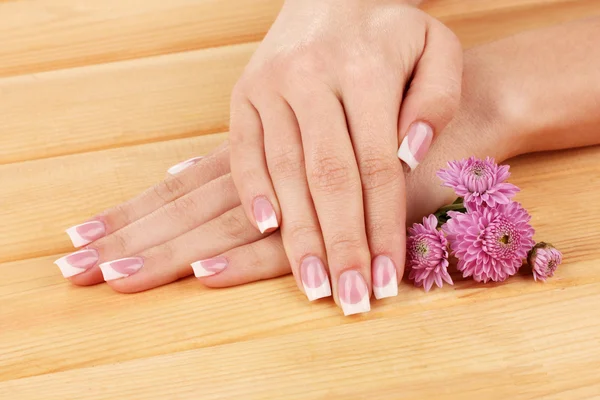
{"left": 290, "top": 85, "right": 372, "bottom": 316}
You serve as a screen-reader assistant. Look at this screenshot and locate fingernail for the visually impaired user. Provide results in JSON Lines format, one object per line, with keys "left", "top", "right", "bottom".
{"left": 397, "top": 121, "right": 433, "bottom": 170}
{"left": 372, "top": 255, "right": 398, "bottom": 300}
{"left": 191, "top": 256, "right": 228, "bottom": 278}
{"left": 338, "top": 270, "right": 370, "bottom": 316}
{"left": 167, "top": 156, "right": 204, "bottom": 175}
{"left": 65, "top": 221, "right": 106, "bottom": 247}
{"left": 300, "top": 256, "right": 332, "bottom": 301}
{"left": 99, "top": 257, "right": 143, "bottom": 281}
{"left": 54, "top": 249, "right": 99, "bottom": 278}
{"left": 253, "top": 197, "right": 278, "bottom": 234}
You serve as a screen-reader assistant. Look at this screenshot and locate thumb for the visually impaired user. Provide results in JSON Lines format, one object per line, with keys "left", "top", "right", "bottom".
{"left": 397, "top": 18, "right": 463, "bottom": 170}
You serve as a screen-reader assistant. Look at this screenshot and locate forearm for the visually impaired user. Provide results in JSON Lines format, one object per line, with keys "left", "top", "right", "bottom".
{"left": 469, "top": 17, "right": 600, "bottom": 158}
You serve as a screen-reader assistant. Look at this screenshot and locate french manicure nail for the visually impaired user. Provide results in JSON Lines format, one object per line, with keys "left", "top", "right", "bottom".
{"left": 167, "top": 156, "right": 204, "bottom": 175}
{"left": 191, "top": 256, "right": 228, "bottom": 278}
{"left": 300, "top": 256, "right": 332, "bottom": 301}
{"left": 372, "top": 255, "right": 398, "bottom": 300}
{"left": 65, "top": 221, "right": 106, "bottom": 247}
{"left": 253, "top": 197, "right": 278, "bottom": 234}
{"left": 338, "top": 270, "right": 370, "bottom": 316}
{"left": 397, "top": 121, "right": 433, "bottom": 170}
{"left": 54, "top": 249, "right": 99, "bottom": 278}
{"left": 99, "top": 257, "right": 143, "bottom": 281}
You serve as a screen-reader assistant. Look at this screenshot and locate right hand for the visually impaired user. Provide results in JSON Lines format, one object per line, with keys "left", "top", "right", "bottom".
{"left": 229, "top": 0, "right": 463, "bottom": 314}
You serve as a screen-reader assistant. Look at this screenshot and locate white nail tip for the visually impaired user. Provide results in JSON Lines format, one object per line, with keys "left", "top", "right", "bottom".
{"left": 340, "top": 295, "right": 371, "bottom": 316}
{"left": 190, "top": 262, "right": 217, "bottom": 278}
{"left": 257, "top": 214, "right": 278, "bottom": 234}
{"left": 167, "top": 156, "right": 204, "bottom": 175}
{"left": 303, "top": 279, "right": 332, "bottom": 301}
{"left": 397, "top": 137, "right": 419, "bottom": 170}
{"left": 373, "top": 273, "right": 399, "bottom": 300}
{"left": 99, "top": 262, "right": 130, "bottom": 281}
{"left": 54, "top": 255, "right": 87, "bottom": 278}
{"left": 65, "top": 225, "right": 92, "bottom": 248}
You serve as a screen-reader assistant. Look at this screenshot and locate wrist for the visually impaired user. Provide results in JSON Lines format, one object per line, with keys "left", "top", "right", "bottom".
{"left": 459, "top": 44, "right": 538, "bottom": 161}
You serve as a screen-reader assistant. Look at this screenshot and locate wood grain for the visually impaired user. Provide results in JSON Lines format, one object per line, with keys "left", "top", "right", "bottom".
{"left": 1, "top": 0, "right": 600, "bottom": 398}
{"left": 2, "top": 284, "right": 600, "bottom": 398}
{"left": 1, "top": 146, "right": 599, "bottom": 382}
{"left": 0, "top": 0, "right": 585, "bottom": 79}
{"left": 0, "top": 133, "right": 227, "bottom": 263}
{"left": 0, "top": 0, "right": 281, "bottom": 78}
{"left": 3, "top": 1, "right": 599, "bottom": 165}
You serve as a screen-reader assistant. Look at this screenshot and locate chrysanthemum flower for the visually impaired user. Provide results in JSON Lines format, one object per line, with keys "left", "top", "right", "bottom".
{"left": 407, "top": 215, "right": 453, "bottom": 291}
{"left": 442, "top": 202, "right": 535, "bottom": 283}
{"left": 528, "top": 242, "right": 562, "bottom": 282}
{"left": 437, "top": 157, "right": 519, "bottom": 210}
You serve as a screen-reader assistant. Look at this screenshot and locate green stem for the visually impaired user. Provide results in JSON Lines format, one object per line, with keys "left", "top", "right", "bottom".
{"left": 434, "top": 198, "right": 466, "bottom": 227}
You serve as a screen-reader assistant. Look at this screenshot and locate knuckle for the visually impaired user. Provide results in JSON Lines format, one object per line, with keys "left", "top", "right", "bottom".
{"left": 287, "top": 49, "right": 324, "bottom": 77}
{"left": 366, "top": 219, "right": 402, "bottom": 254}
{"left": 153, "top": 175, "right": 186, "bottom": 203}
{"left": 104, "top": 202, "right": 134, "bottom": 228}
{"left": 162, "top": 194, "right": 199, "bottom": 229}
{"left": 99, "top": 230, "right": 130, "bottom": 257}
{"left": 285, "top": 223, "right": 321, "bottom": 247}
{"left": 309, "top": 156, "right": 356, "bottom": 193}
{"left": 219, "top": 210, "right": 250, "bottom": 241}
{"left": 327, "top": 232, "right": 367, "bottom": 258}
{"left": 267, "top": 147, "right": 305, "bottom": 181}
{"left": 359, "top": 153, "right": 402, "bottom": 192}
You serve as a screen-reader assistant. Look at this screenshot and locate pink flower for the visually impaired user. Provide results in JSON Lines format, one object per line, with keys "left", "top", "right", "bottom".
{"left": 407, "top": 215, "right": 453, "bottom": 292}
{"left": 442, "top": 202, "right": 535, "bottom": 283}
{"left": 437, "top": 157, "right": 519, "bottom": 210}
{"left": 528, "top": 242, "right": 562, "bottom": 282}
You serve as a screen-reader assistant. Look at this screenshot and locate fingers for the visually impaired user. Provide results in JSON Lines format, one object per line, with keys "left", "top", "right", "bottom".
{"left": 64, "top": 144, "right": 231, "bottom": 248}
{"left": 194, "top": 232, "right": 291, "bottom": 288}
{"left": 342, "top": 77, "right": 406, "bottom": 300}
{"left": 65, "top": 174, "right": 240, "bottom": 286}
{"left": 98, "top": 206, "right": 265, "bottom": 293}
{"left": 397, "top": 19, "right": 463, "bottom": 170}
{"left": 290, "top": 86, "right": 371, "bottom": 316}
{"left": 229, "top": 94, "right": 280, "bottom": 234}
{"left": 258, "top": 96, "right": 332, "bottom": 301}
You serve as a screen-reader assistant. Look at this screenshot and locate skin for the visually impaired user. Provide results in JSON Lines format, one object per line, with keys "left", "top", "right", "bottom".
{"left": 66, "top": 18, "right": 600, "bottom": 309}
{"left": 228, "top": 0, "right": 463, "bottom": 307}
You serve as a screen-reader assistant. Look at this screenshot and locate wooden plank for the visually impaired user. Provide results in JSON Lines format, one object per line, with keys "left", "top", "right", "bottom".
{"left": 2, "top": 1, "right": 599, "bottom": 165}
{"left": 1, "top": 283, "right": 599, "bottom": 398}
{"left": 0, "top": 146, "right": 598, "bottom": 381}
{"left": 0, "top": 44, "right": 252, "bottom": 164}
{"left": 0, "top": 0, "right": 582, "bottom": 79}
{"left": 0, "top": 133, "right": 227, "bottom": 263}
{"left": 0, "top": 0, "right": 281, "bottom": 78}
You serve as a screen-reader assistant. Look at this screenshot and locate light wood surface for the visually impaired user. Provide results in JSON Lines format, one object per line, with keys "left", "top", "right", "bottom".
{"left": 1, "top": 0, "right": 599, "bottom": 398}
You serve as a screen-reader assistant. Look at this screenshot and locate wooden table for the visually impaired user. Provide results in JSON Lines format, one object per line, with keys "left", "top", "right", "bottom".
{"left": 2, "top": 1, "right": 600, "bottom": 398}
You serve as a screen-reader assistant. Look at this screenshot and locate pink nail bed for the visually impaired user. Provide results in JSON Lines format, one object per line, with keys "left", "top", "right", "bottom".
{"left": 65, "top": 220, "right": 106, "bottom": 247}
{"left": 167, "top": 156, "right": 204, "bottom": 175}
{"left": 253, "top": 197, "right": 278, "bottom": 234}
{"left": 300, "top": 256, "right": 332, "bottom": 301}
{"left": 372, "top": 255, "right": 398, "bottom": 299}
{"left": 338, "top": 270, "right": 370, "bottom": 316}
{"left": 54, "top": 249, "right": 99, "bottom": 278}
{"left": 397, "top": 121, "right": 433, "bottom": 170}
{"left": 191, "top": 256, "right": 228, "bottom": 278}
{"left": 99, "top": 257, "right": 143, "bottom": 281}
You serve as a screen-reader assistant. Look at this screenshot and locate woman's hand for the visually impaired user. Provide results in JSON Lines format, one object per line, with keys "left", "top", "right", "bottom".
{"left": 229, "top": 0, "right": 462, "bottom": 314}
{"left": 56, "top": 43, "right": 504, "bottom": 302}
